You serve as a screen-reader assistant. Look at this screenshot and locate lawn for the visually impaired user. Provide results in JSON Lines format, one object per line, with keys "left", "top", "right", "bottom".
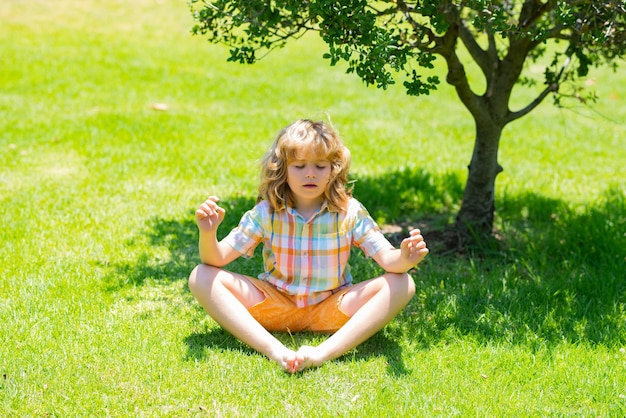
{"left": 1, "top": 0, "right": 625, "bottom": 416}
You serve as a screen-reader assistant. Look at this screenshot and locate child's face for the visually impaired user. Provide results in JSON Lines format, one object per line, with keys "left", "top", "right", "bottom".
{"left": 286, "top": 151, "right": 332, "bottom": 208}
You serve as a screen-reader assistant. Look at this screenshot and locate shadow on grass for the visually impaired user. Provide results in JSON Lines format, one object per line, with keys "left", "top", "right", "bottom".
{"left": 184, "top": 328, "right": 255, "bottom": 358}
{"left": 100, "top": 195, "right": 259, "bottom": 290}
{"left": 183, "top": 326, "right": 410, "bottom": 376}
{"left": 105, "top": 167, "right": 626, "bottom": 359}
{"left": 407, "top": 184, "right": 626, "bottom": 349}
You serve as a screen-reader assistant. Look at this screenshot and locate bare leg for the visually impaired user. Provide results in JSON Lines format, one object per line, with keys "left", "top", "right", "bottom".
{"left": 294, "top": 272, "right": 415, "bottom": 371}
{"left": 188, "top": 264, "right": 304, "bottom": 372}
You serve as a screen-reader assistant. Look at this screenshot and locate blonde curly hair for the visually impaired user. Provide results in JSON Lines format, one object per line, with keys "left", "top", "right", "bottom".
{"left": 257, "top": 119, "right": 352, "bottom": 213}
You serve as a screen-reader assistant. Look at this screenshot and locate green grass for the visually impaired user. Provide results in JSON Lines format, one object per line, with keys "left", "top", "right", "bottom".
{"left": 1, "top": 0, "right": 625, "bottom": 416}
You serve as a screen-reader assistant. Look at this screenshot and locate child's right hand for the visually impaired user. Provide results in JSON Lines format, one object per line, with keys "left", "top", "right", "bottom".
{"left": 195, "top": 196, "right": 226, "bottom": 232}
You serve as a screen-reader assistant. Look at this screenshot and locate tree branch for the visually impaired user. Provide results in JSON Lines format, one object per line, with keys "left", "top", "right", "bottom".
{"left": 396, "top": 0, "right": 437, "bottom": 50}
{"left": 437, "top": 27, "right": 483, "bottom": 118}
{"left": 505, "top": 83, "right": 557, "bottom": 123}
{"left": 458, "top": 19, "right": 490, "bottom": 75}
{"left": 517, "top": 0, "right": 554, "bottom": 32}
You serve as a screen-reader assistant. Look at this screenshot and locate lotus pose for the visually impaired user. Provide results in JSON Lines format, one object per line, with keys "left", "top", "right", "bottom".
{"left": 189, "top": 119, "right": 429, "bottom": 372}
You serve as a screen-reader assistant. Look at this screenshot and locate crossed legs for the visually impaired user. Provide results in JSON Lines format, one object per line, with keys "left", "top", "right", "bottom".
{"left": 188, "top": 264, "right": 415, "bottom": 372}
{"left": 188, "top": 264, "right": 298, "bottom": 371}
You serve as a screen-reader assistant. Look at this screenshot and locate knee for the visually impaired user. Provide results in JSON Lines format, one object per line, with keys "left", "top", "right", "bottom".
{"left": 405, "top": 272, "right": 416, "bottom": 298}
{"left": 188, "top": 264, "right": 219, "bottom": 294}
{"left": 387, "top": 272, "right": 416, "bottom": 300}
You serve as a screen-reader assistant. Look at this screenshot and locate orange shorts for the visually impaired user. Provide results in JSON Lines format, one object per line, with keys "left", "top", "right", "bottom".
{"left": 247, "top": 278, "right": 351, "bottom": 333}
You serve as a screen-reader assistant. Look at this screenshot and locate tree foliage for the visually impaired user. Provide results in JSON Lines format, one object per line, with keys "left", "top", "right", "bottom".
{"left": 191, "top": 1, "right": 624, "bottom": 102}
{"left": 189, "top": 0, "right": 626, "bottom": 243}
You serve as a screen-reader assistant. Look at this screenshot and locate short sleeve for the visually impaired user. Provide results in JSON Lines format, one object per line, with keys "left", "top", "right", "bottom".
{"left": 349, "top": 199, "right": 394, "bottom": 257}
{"left": 222, "top": 204, "right": 267, "bottom": 258}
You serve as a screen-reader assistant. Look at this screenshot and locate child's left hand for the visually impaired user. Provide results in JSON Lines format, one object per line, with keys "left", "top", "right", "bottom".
{"left": 400, "top": 229, "right": 429, "bottom": 266}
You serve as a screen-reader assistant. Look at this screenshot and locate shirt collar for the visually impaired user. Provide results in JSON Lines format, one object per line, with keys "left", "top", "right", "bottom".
{"left": 286, "top": 201, "right": 329, "bottom": 220}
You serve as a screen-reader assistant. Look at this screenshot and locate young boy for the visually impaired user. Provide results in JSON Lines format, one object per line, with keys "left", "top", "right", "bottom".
{"left": 189, "top": 119, "right": 428, "bottom": 372}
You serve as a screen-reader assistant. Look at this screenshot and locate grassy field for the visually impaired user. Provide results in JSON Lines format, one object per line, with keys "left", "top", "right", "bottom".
{"left": 1, "top": 0, "right": 625, "bottom": 416}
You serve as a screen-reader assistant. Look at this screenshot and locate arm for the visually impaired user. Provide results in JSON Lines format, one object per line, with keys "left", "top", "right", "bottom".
{"left": 372, "top": 229, "right": 429, "bottom": 273}
{"left": 196, "top": 196, "right": 242, "bottom": 266}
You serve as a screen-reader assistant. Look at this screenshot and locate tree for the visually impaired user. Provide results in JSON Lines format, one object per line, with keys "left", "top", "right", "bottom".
{"left": 189, "top": 0, "right": 626, "bottom": 242}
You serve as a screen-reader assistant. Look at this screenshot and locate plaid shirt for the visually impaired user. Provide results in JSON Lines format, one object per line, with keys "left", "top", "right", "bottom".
{"left": 223, "top": 198, "right": 393, "bottom": 307}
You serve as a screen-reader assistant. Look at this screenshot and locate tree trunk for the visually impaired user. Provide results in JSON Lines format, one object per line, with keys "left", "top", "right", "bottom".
{"left": 455, "top": 120, "right": 503, "bottom": 240}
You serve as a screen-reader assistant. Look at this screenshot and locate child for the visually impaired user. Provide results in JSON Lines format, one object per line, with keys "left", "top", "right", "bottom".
{"left": 189, "top": 119, "right": 428, "bottom": 372}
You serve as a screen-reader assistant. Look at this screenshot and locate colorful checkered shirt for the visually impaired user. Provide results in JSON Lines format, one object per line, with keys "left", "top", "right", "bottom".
{"left": 223, "top": 198, "right": 393, "bottom": 307}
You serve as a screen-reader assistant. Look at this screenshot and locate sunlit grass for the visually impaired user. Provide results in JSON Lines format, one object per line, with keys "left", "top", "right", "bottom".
{"left": 1, "top": 0, "right": 625, "bottom": 416}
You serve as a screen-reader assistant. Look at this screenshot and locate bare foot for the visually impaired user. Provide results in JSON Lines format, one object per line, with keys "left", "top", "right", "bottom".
{"left": 293, "top": 345, "right": 327, "bottom": 372}
{"left": 269, "top": 346, "right": 303, "bottom": 373}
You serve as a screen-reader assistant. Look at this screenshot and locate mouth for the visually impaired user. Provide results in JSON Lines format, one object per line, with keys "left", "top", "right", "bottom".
{"left": 303, "top": 183, "right": 317, "bottom": 189}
